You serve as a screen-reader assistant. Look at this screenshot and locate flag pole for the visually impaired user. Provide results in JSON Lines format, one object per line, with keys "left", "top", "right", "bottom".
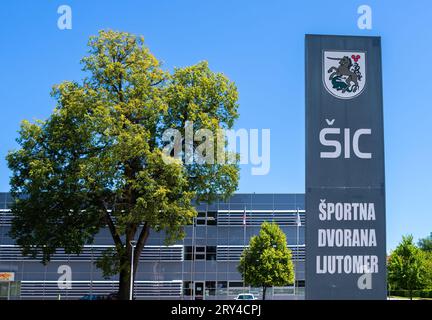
{"left": 295, "top": 208, "right": 300, "bottom": 297}
{"left": 243, "top": 206, "right": 246, "bottom": 293}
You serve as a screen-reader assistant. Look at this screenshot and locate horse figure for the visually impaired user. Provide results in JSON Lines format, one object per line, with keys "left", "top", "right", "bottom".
{"left": 327, "top": 56, "right": 360, "bottom": 93}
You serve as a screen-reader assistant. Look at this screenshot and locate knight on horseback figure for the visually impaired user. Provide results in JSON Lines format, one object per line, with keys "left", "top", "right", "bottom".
{"left": 327, "top": 55, "right": 362, "bottom": 93}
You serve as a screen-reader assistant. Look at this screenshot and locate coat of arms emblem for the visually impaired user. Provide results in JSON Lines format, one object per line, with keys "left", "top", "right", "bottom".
{"left": 323, "top": 51, "right": 366, "bottom": 99}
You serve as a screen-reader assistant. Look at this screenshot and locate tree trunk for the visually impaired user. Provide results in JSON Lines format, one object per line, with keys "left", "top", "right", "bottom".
{"left": 116, "top": 224, "right": 150, "bottom": 300}
{"left": 262, "top": 287, "right": 267, "bottom": 300}
{"left": 119, "top": 226, "right": 135, "bottom": 300}
{"left": 118, "top": 258, "right": 131, "bottom": 300}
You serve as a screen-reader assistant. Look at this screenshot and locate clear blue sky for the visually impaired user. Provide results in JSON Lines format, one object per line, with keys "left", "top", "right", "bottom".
{"left": 0, "top": 0, "right": 431, "bottom": 251}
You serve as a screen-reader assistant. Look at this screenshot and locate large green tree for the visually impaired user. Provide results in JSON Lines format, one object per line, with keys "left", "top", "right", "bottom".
{"left": 6, "top": 30, "right": 239, "bottom": 300}
{"left": 388, "top": 235, "right": 428, "bottom": 299}
{"left": 423, "top": 251, "right": 432, "bottom": 289}
{"left": 418, "top": 232, "right": 432, "bottom": 289}
{"left": 418, "top": 232, "right": 432, "bottom": 252}
{"left": 238, "top": 222, "right": 295, "bottom": 300}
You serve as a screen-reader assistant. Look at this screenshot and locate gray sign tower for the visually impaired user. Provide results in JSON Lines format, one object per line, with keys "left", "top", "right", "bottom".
{"left": 305, "top": 35, "right": 386, "bottom": 299}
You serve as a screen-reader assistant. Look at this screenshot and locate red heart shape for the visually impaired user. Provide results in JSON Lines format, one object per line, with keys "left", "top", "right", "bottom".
{"left": 351, "top": 54, "right": 360, "bottom": 62}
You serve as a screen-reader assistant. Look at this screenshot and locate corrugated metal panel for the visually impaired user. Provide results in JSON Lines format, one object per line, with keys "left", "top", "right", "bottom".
{"left": 0, "top": 245, "right": 183, "bottom": 262}
{"left": 19, "top": 281, "right": 182, "bottom": 298}
{"left": 216, "top": 245, "right": 305, "bottom": 261}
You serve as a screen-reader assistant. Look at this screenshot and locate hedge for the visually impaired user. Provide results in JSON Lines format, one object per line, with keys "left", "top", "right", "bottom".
{"left": 389, "top": 289, "right": 432, "bottom": 298}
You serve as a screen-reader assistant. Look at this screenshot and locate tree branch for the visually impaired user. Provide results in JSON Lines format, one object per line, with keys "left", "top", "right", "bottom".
{"left": 150, "top": 79, "right": 164, "bottom": 87}
{"left": 133, "top": 222, "right": 150, "bottom": 276}
{"left": 103, "top": 203, "right": 123, "bottom": 252}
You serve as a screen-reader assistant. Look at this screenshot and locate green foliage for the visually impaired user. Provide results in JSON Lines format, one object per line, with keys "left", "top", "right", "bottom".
{"left": 387, "top": 235, "right": 428, "bottom": 298}
{"left": 417, "top": 232, "right": 432, "bottom": 289}
{"left": 6, "top": 30, "right": 240, "bottom": 296}
{"left": 238, "top": 222, "right": 295, "bottom": 299}
{"left": 162, "top": 61, "right": 239, "bottom": 203}
{"left": 418, "top": 232, "right": 432, "bottom": 252}
{"left": 389, "top": 289, "right": 432, "bottom": 299}
{"left": 95, "top": 247, "right": 122, "bottom": 278}
{"left": 423, "top": 251, "right": 432, "bottom": 289}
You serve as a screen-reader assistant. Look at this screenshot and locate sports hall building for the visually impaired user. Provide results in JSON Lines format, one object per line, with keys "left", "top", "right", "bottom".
{"left": 0, "top": 192, "right": 305, "bottom": 300}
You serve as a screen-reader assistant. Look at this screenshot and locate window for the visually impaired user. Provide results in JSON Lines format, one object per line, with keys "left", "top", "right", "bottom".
{"left": 229, "top": 281, "right": 244, "bottom": 288}
{"left": 195, "top": 246, "right": 206, "bottom": 260}
{"left": 206, "top": 246, "right": 216, "bottom": 261}
{"left": 296, "top": 280, "right": 305, "bottom": 287}
{"left": 194, "top": 211, "right": 218, "bottom": 226}
{"left": 207, "top": 211, "right": 217, "bottom": 225}
{"left": 228, "top": 281, "right": 245, "bottom": 296}
{"left": 196, "top": 212, "right": 206, "bottom": 225}
{"left": 183, "top": 281, "right": 192, "bottom": 296}
{"left": 184, "top": 246, "right": 217, "bottom": 260}
{"left": 217, "top": 281, "right": 227, "bottom": 295}
{"left": 0, "top": 281, "right": 21, "bottom": 299}
{"left": 205, "top": 281, "right": 216, "bottom": 296}
{"left": 184, "top": 246, "right": 193, "bottom": 260}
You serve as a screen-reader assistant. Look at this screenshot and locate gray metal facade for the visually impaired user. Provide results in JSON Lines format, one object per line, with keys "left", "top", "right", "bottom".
{"left": 0, "top": 192, "right": 305, "bottom": 300}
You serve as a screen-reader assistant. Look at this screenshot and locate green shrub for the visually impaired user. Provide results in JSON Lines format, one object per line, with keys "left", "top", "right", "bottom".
{"left": 389, "top": 289, "right": 432, "bottom": 298}
{"left": 391, "top": 289, "right": 405, "bottom": 297}
{"left": 421, "top": 290, "right": 432, "bottom": 298}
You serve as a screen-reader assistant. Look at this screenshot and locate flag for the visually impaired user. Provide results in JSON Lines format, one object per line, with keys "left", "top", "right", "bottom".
{"left": 296, "top": 209, "right": 301, "bottom": 227}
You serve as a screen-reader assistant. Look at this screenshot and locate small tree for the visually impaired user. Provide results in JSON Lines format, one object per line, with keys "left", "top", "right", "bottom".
{"left": 238, "top": 222, "right": 295, "bottom": 300}
{"left": 388, "top": 235, "right": 427, "bottom": 299}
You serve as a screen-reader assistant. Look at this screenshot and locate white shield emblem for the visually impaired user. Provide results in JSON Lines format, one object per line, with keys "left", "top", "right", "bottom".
{"left": 323, "top": 51, "right": 366, "bottom": 99}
